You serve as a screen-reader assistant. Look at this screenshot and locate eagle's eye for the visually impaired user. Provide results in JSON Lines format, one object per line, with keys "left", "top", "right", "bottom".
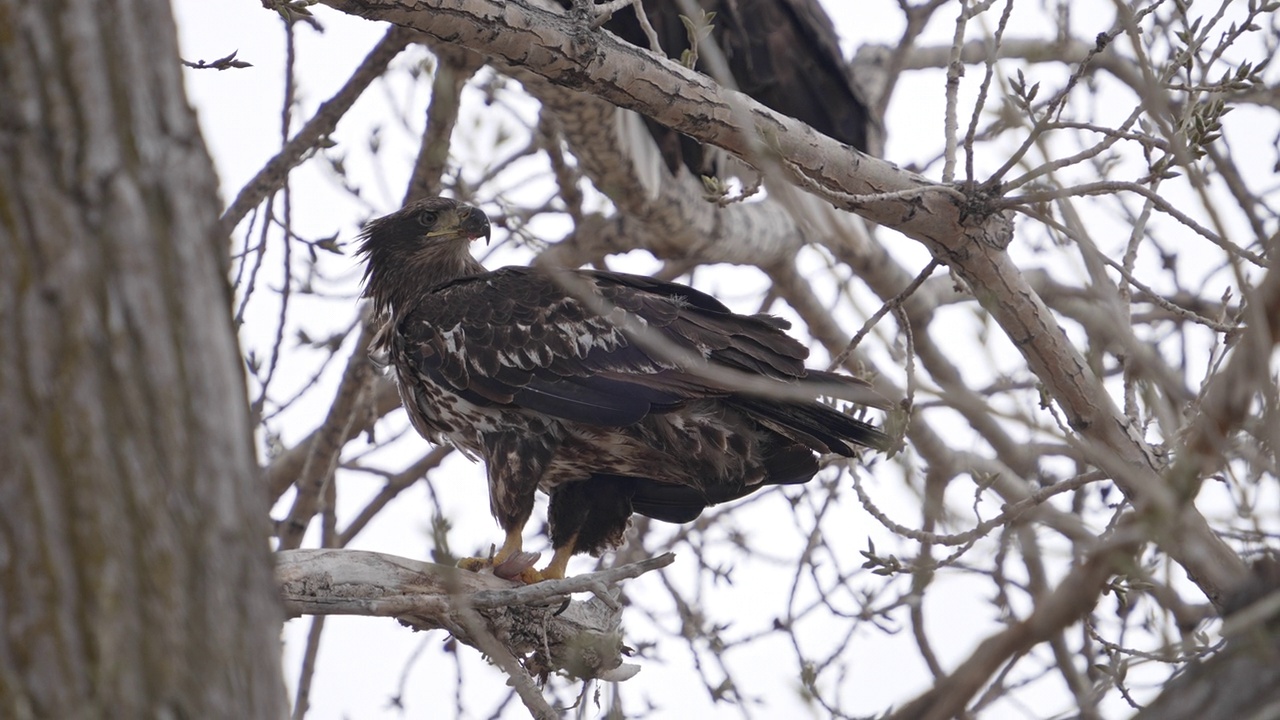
{"left": 417, "top": 210, "right": 439, "bottom": 227}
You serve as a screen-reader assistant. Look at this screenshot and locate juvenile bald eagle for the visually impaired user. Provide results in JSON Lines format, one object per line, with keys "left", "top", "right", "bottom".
{"left": 359, "top": 197, "right": 889, "bottom": 581}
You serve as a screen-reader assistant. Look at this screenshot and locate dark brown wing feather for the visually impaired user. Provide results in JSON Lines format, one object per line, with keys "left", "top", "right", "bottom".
{"left": 395, "top": 266, "right": 888, "bottom": 450}
{"left": 581, "top": 0, "right": 871, "bottom": 174}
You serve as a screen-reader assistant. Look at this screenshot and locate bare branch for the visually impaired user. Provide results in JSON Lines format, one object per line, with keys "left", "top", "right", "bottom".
{"left": 219, "top": 25, "right": 416, "bottom": 236}
{"left": 891, "top": 529, "right": 1144, "bottom": 720}
{"left": 276, "top": 548, "right": 673, "bottom": 682}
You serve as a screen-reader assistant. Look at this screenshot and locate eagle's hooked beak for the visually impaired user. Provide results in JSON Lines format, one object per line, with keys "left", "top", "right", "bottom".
{"left": 460, "top": 205, "right": 492, "bottom": 245}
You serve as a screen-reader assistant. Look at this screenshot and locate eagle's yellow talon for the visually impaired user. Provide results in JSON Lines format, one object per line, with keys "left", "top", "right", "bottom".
{"left": 456, "top": 556, "right": 493, "bottom": 573}
{"left": 539, "top": 542, "right": 574, "bottom": 581}
{"left": 456, "top": 546, "right": 569, "bottom": 584}
{"left": 517, "top": 567, "right": 547, "bottom": 584}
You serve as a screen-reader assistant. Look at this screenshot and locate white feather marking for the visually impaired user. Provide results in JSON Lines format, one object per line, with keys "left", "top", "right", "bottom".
{"left": 441, "top": 325, "right": 464, "bottom": 354}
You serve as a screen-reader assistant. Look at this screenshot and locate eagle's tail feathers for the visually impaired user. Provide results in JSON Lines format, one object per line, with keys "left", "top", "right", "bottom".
{"left": 731, "top": 397, "right": 891, "bottom": 455}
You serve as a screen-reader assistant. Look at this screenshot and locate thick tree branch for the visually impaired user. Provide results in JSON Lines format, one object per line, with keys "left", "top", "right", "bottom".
{"left": 1133, "top": 557, "right": 1280, "bottom": 720}
{"left": 276, "top": 548, "right": 673, "bottom": 681}
{"left": 320, "top": 0, "right": 972, "bottom": 242}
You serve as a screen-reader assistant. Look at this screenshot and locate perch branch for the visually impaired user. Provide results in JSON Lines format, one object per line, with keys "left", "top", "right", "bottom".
{"left": 276, "top": 548, "right": 673, "bottom": 682}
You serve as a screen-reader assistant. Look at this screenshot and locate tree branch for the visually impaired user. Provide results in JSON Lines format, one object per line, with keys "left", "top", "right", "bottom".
{"left": 276, "top": 548, "right": 673, "bottom": 682}
{"left": 275, "top": 317, "right": 379, "bottom": 547}
{"left": 890, "top": 530, "right": 1144, "bottom": 720}
{"left": 320, "top": 0, "right": 976, "bottom": 242}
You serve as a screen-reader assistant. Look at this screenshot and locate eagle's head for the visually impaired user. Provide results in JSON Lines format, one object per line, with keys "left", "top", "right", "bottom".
{"left": 357, "top": 197, "right": 491, "bottom": 316}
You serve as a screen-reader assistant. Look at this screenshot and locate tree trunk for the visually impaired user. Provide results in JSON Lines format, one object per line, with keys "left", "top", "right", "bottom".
{"left": 0, "top": 1, "right": 287, "bottom": 717}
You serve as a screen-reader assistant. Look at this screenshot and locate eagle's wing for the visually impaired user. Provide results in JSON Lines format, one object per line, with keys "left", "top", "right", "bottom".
{"left": 737, "top": 0, "right": 871, "bottom": 153}
{"left": 393, "top": 267, "right": 820, "bottom": 427}
{"left": 587, "top": 0, "right": 873, "bottom": 174}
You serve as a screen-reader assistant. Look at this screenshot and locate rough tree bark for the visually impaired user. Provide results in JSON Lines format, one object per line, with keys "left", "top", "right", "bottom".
{"left": 0, "top": 0, "right": 287, "bottom": 717}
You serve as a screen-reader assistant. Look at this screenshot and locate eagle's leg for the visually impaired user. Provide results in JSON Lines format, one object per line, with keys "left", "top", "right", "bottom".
{"left": 457, "top": 525, "right": 533, "bottom": 574}
{"left": 458, "top": 431, "right": 557, "bottom": 582}
{"left": 540, "top": 541, "right": 577, "bottom": 580}
{"left": 455, "top": 492, "right": 538, "bottom": 578}
{"left": 538, "top": 475, "right": 639, "bottom": 580}
{"left": 494, "top": 526, "right": 526, "bottom": 565}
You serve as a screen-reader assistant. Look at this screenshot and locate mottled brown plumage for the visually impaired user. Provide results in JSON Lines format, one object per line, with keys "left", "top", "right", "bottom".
{"left": 359, "top": 198, "right": 889, "bottom": 581}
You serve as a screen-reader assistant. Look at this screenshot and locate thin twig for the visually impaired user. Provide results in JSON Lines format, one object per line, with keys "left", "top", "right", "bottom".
{"left": 218, "top": 26, "right": 414, "bottom": 236}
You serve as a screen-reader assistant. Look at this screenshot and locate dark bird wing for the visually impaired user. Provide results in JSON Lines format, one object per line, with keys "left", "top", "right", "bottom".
{"left": 587, "top": 0, "right": 873, "bottom": 174}
{"left": 393, "top": 267, "right": 850, "bottom": 428}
